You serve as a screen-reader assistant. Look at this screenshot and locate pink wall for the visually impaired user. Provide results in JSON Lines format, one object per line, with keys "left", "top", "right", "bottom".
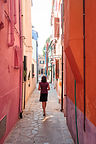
{"left": 0, "top": 0, "right": 22, "bottom": 143}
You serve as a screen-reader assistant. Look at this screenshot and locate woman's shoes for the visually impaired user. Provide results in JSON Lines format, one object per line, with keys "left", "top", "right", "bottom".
{"left": 43, "top": 113, "right": 46, "bottom": 117}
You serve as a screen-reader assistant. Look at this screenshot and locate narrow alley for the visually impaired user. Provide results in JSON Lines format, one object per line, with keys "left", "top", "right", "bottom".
{"left": 1, "top": 0, "right": 96, "bottom": 143}
{"left": 4, "top": 85, "right": 74, "bottom": 144}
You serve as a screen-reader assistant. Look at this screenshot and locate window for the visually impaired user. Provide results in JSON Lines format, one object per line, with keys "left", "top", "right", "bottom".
{"left": 14, "top": 46, "right": 20, "bottom": 69}
{"left": 14, "top": 49, "right": 18, "bottom": 68}
{"left": 40, "top": 60, "right": 44, "bottom": 64}
{"left": 41, "top": 69, "right": 43, "bottom": 74}
{"left": 54, "top": 17, "right": 60, "bottom": 39}
{"left": 28, "top": 71, "right": 30, "bottom": 80}
{"left": 32, "top": 64, "right": 34, "bottom": 78}
{"left": 53, "top": 64, "right": 55, "bottom": 78}
{"left": 23, "top": 56, "right": 27, "bottom": 81}
{"left": 56, "top": 59, "right": 59, "bottom": 79}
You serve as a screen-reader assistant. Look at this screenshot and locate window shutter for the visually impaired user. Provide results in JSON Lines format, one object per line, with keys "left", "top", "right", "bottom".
{"left": 54, "top": 17, "right": 60, "bottom": 39}
{"left": 14, "top": 46, "right": 20, "bottom": 69}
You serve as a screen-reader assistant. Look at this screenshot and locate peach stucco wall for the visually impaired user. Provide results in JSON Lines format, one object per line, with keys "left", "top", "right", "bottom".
{"left": 21, "top": 0, "right": 36, "bottom": 103}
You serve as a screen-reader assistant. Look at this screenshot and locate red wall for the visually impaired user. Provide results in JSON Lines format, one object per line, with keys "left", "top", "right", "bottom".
{"left": 0, "top": 0, "right": 21, "bottom": 143}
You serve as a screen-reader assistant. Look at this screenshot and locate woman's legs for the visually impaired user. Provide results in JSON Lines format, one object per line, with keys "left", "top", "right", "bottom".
{"left": 42, "top": 102, "right": 47, "bottom": 115}
{"left": 45, "top": 102, "right": 47, "bottom": 108}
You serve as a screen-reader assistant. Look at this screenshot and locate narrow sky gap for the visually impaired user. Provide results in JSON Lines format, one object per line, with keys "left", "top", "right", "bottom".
{"left": 31, "top": 0, "right": 52, "bottom": 54}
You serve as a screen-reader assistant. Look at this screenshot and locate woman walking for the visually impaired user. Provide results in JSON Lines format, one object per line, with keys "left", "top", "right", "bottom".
{"left": 38, "top": 75, "right": 50, "bottom": 116}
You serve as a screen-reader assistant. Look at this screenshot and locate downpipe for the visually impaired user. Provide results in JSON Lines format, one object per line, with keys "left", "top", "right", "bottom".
{"left": 74, "top": 80, "right": 79, "bottom": 144}
{"left": 61, "top": 0, "right": 64, "bottom": 112}
{"left": 64, "top": 53, "right": 67, "bottom": 116}
{"left": 83, "top": 0, "right": 86, "bottom": 131}
{"left": 61, "top": 45, "right": 63, "bottom": 111}
{"left": 19, "top": 0, "right": 23, "bottom": 118}
{"left": 8, "top": 0, "right": 14, "bottom": 47}
{"left": 14, "top": 0, "right": 17, "bottom": 25}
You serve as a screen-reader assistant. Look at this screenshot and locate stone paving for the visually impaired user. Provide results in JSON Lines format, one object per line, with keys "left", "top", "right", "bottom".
{"left": 4, "top": 84, "right": 74, "bottom": 144}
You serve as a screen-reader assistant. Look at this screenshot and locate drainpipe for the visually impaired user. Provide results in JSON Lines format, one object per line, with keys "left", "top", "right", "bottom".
{"left": 64, "top": 52, "right": 67, "bottom": 116}
{"left": 74, "top": 80, "right": 79, "bottom": 144}
{"left": 45, "top": 48, "right": 47, "bottom": 76}
{"left": 61, "top": 0, "right": 64, "bottom": 112}
{"left": 61, "top": 45, "right": 63, "bottom": 111}
{"left": 83, "top": 0, "right": 86, "bottom": 131}
{"left": 8, "top": 0, "right": 14, "bottom": 47}
{"left": 46, "top": 42, "right": 49, "bottom": 77}
{"left": 36, "top": 40, "right": 38, "bottom": 83}
{"left": 14, "top": 0, "right": 17, "bottom": 25}
{"left": 51, "top": 62, "right": 52, "bottom": 83}
{"left": 19, "top": 0, "right": 23, "bottom": 118}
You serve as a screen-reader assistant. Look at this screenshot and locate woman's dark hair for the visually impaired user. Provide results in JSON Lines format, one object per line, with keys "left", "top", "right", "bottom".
{"left": 41, "top": 76, "right": 47, "bottom": 83}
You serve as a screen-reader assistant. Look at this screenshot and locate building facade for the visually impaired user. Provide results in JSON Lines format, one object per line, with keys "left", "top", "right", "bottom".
{"left": 38, "top": 55, "right": 45, "bottom": 78}
{"left": 0, "top": 0, "right": 35, "bottom": 143}
{"left": 0, "top": 0, "right": 23, "bottom": 143}
{"left": 64, "top": 0, "right": 96, "bottom": 143}
{"left": 51, "top": 0, "right": 96, "bottom": 143}
{"left": 21, "top": 0, "right": 36, "bottom": 109}
{"left": 32, "top": 29, "right": 38, "bottom": 83}
{"left": 51, "top": 0, "right": 63, "bottom": 103}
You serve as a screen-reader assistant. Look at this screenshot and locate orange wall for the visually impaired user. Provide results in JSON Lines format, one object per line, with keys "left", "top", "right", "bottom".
{"left": 64, "top": 0, "right": 84, "bottom": 111}
{"left": 85, "top": 0, "right": 96, "bottom": 125}
{"left": 64, "top": 0, "right": 96, "bottom": 126}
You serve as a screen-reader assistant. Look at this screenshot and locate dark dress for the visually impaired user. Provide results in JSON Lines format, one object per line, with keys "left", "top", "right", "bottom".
{"left": 39, "top": 82, "right": 49, "bottom": 102}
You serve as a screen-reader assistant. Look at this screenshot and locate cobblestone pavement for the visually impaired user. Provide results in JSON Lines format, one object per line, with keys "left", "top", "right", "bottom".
{"left": 4, "top": 84, "right": 74, "bottom": 144}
